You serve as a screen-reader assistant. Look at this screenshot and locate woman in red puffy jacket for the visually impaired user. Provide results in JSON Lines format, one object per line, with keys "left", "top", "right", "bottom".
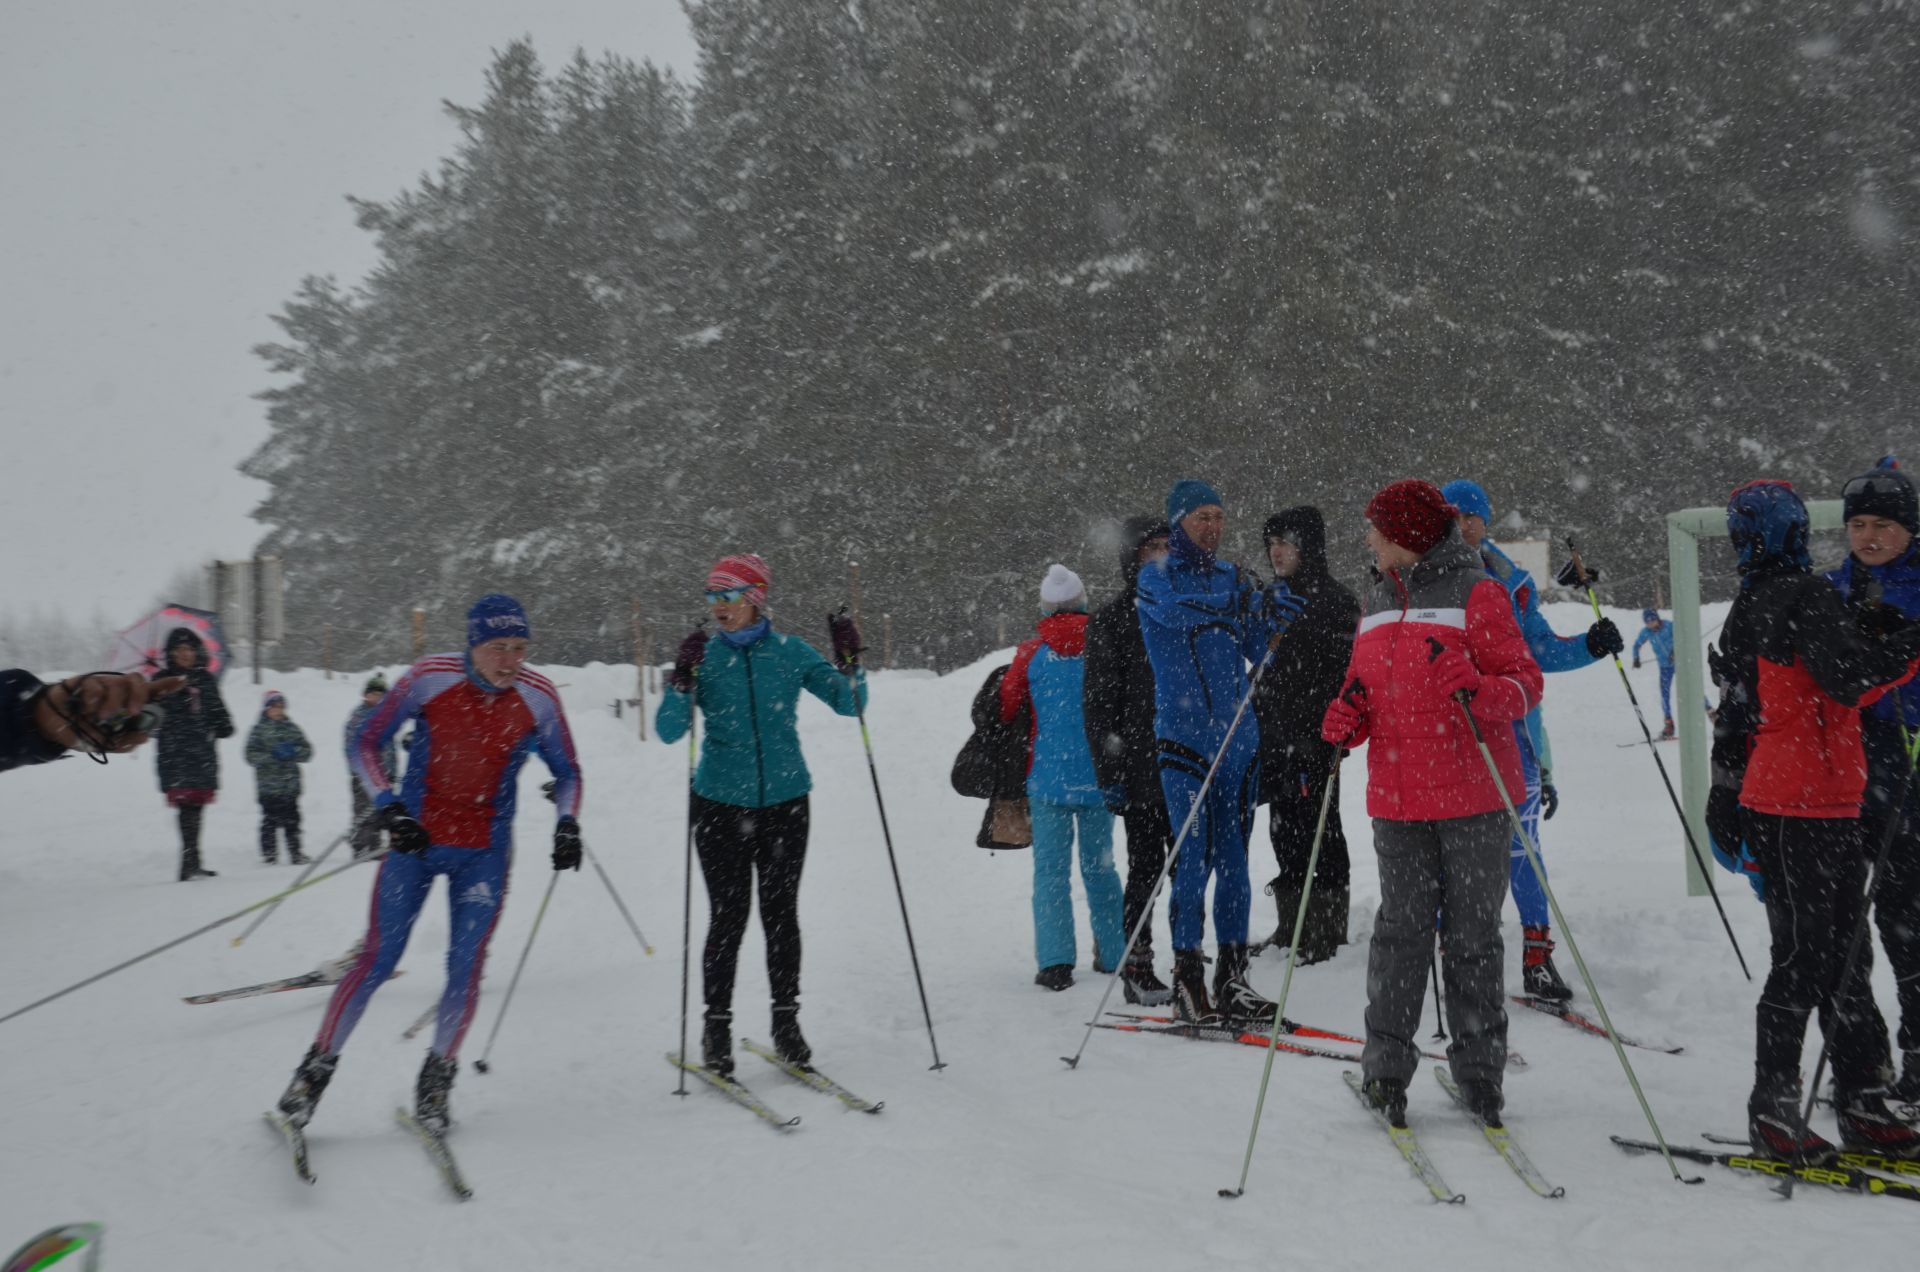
{"left": 1321, "top": 479, "right": 1543, "bottom": 1130}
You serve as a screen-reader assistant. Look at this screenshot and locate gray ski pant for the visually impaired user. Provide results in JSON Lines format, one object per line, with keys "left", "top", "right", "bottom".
{"left": 1362, "top": 810, "right": 1510, "bottom": 1087}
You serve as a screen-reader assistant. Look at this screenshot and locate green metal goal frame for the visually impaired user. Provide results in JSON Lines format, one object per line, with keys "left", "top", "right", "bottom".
{"left": 1666, "top": 498, "right": 1844, "bottom": 894}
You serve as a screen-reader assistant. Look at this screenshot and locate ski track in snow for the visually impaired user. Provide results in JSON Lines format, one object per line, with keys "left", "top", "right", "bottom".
{"left": 1, "top": 604, "right": 1909, "bottom": 1268}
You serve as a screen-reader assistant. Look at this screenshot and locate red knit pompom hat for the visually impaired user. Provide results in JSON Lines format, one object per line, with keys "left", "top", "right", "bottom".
{"left": 1365, "top": 480, "right": 1458, "bottom": 556}
{"left": 706, "top": 554, "right": 771, "bottom": 608}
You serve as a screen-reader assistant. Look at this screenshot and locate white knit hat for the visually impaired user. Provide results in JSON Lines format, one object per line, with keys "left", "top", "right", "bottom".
{"left": 1039, "top": 563, "right": 1086, "bottom": 613}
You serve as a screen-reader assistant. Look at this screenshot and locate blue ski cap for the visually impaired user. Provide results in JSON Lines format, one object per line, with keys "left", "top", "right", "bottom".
{"left": 1440, "top": 479, "right": 1492, "bottom": 524}
{"left": 467, "top": 593, "right": 531, "bottom": 647}
{"left": 1166, "top": 479, "right": 1223, "bottom": 529}
{"left": 1726, "top": 480, "right": 1810, "bottom": 574}
{"left": 1642, "top": 608, "right": 1660, "bottom": 624}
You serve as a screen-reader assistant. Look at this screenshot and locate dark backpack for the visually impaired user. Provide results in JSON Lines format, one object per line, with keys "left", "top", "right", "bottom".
{"left": 951, "top": 664, "right": 1032, "bottom": 849}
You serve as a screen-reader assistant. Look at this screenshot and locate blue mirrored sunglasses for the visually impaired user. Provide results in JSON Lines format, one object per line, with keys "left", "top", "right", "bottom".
{"left": 705, "top": 587, "right": 751, "bottom": 605}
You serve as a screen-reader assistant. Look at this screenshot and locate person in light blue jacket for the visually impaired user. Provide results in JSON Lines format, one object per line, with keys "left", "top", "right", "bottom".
{"left": 656, "top": 553, "right": 866, "bottom": 1078}
{"left": 1442, "top": 479, "right": 1623, "bottom": 1002}
{"left": 998, "top": 564, "right": 1125, "bottom": 991}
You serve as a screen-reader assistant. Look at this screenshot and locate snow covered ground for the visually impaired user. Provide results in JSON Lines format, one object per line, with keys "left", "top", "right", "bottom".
{"left": 3, "top": 603, "right": 1911, "bottom": 1270}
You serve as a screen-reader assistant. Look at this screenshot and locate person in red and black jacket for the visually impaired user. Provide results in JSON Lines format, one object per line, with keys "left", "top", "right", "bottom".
{"left": 1321, "top": 480, "right": 1542, "bottom": 1130}
{"left": 1709, "top": 480, "right": 1920, "bottom": 1164}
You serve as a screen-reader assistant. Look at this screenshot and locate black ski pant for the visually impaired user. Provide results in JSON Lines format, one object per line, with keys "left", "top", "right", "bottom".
{"left": 694, "top": 794, "right": 809, "bottom": 1017}
{"left": 350, "top": 784, "right": 380, "bottom": 858}
{"left": 1861, "top": 720, "right": 1920, "bottom": 1064}
{"left": 1120, "top": 792, "right": 1171, "bottom": 959}
{"left": 259, "top": 795, "right": 302, "bottom": 861}
{"left": 1745, "top": 809, "right": 1891, "bottom": 1094}
{"left": 1267, "top": 765, "right": 1349, "bottom": 895}
{"left": 176, "top": 802, "right": 205, "bottom": 875}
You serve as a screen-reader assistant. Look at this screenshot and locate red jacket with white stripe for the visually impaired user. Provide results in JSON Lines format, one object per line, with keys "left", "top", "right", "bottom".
{"left": 1333, "top": 532, "right": 1544, "bottom": 822}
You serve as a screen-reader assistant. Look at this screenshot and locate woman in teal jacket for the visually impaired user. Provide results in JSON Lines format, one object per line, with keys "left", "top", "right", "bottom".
{"left": 656, "top": 553, "right": 866, "bottom": 1078}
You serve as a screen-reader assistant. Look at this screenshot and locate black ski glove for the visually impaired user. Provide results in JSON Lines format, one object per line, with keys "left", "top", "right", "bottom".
{"left": 552, "top": 816, "right": 582, "bottom": 871}
{"left": 1554, "top": 558, "right": 1598, "bottom": 588}
{"left": 1585, "top": 618, "right": 1624, "bottom": 659}
{"left": 1540, "top": 783, "right": 1560, "bottom": 821}
{"left": 376, "top": 802, "right": 430, "bottom": 854}
{"left": 669, "top": 629, "right": 707, "bottom": 693}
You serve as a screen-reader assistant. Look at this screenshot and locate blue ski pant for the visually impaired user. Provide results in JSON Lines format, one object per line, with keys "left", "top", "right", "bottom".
{"left": 1507, "top": 726, "right": 1549, "bottom": 929}
{"left": 1028, "top": 798, "right": 1125, "bottom": 971}
{"left": 1658, "top": 664, "right": 1674, "bottom": 721}
{"left": 315, "top": 842, "right": 511, "bottom": 1059}
{"left": 1158, "top": 738, "right": 1260, "bottom": 951}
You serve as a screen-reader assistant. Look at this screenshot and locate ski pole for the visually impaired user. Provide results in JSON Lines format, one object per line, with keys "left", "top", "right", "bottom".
{"left": 1430, "top": 943, "right": 1449, "bottom": 1041}
{"left": 585, "top": 844, "right": 654, "bottom": 956}
{"left": 0, "top": 854, "right": 378, "bottom": 1028}
{"left": 1222, "top": 746, "right": 1343, "bottom": 1197}
{"left": 834, "top": 607, "right": 946, "bottom": 1071}
{"left": 675, "top": 678, "right": 698, "bottom": 1097}
{"left": 1566, "top": 538, "right": 1750, "bottom": 981}
{"left": 1781, "top": 688, "right": 1919, "bottom": 1200}
{"left": 1065, "top": 634, "right": 1284, "bottom": 1070}
{"left": 1431, "top": 635, "right": 1699, "bottom": 1184}
{"left": 472, "top": 871, "right": 562, "bottom": 1074}
{"left": 230, "top": 828, "right": 350, "bottom": 947}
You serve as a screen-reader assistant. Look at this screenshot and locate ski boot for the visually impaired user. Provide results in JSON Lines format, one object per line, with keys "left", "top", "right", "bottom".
{"left": 1835, "top": 1088, "right": 1920, "bottom": 1156}
{"left": 1520, "top": 926, "right": 1573, "bottom": 1002}
{"left": 1120, "top": 949, "right": 1173, "bottom": 1007}
{"left": 1660, "top": 717, "right": 1675, "bottom": 740}
{"left": 771, "top": 1004, "right": 812, "bottom": 1069}
{"left": 1891, "top": 1053, "right": 1920, "bottom": 1108}
{"left": 1457, "top": 1076, "right": 1504, "bottom": 1127}
{"left": 1295, "top": 885, "right": 1349, "bottom": 967}
{"left": 1034, "top": 964, "right": 1074, "bottom": 992}
{"left": 1213, "top": 944, "right": 1279, "bottom": 1025}
{"left": 1170, "top": 949, "right": 1214, "bottom": 1023}
{"left": 276, "top": 1045, "right": 339, "bottom": 1129}
{"left": 414, "top": 1051, "right": 457, "bottom": 1135}
{"left": 1362, "top": 1076, "right": 1409, "bottom": 1128}
{"left": 1747, "top": 1083, "right": 1836, "bottom": 1166}
{"left": 701, "top": 1010, "right": 734, "bottom": 1078}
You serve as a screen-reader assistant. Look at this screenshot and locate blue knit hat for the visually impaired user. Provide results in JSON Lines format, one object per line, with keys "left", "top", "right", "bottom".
{"left": 1166, "top": 479, "right": 1224, "bottom": 529}
{"left": 467, "top": 593, "right": 531, "bottom": 647}
{"left": 1440, "top": 479, "right": 1492, "bottom": 524}
{"left": 1642, "top": 608, "right": 1660, "bottom": 624}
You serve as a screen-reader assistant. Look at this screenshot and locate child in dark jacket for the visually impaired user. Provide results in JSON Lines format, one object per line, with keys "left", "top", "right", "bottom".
{"left": 245, "top": 690, "right": 313, "bottom": 864}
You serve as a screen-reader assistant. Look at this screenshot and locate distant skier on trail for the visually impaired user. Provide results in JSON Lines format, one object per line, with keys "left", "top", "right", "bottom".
{"left": 1826, "top": 460, "right": 1920, "bottom": 1106}
{"left": 1440, "top": 479, "right": 1623, "bottom": 1002}
{"left": 244, "top": 689, "right": 312, "bottom": 864}
{"left": 1001, "top": 564, "right": 1125, "bottom": 992}
{"left": 274, "top": 593, "right": 584, "bottom": 1136}
{"left": 1632, "top": 609, "right": 1677, "bottom": 738}
{"left": 1321, "top": 479, "right": 1543, "bottom": 1129}
{"left": 1707, "top": 479, "right": 1920, "bottom": 1163}
{"left": 656, "top": 554, "right": 866, "bottom": 1078}
{"left": 1135, "top": 479, "right": 1306, "bottom": 1024}
{"left": 1082, "top": 515, "right": 1174, "bottom": 1005}
{"left": 1252, "top": 506, "right": 1359, "bottom": 965}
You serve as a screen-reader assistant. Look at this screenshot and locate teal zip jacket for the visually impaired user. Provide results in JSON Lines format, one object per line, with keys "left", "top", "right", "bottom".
{"left": 656, "top": 626, "right": 868, "bottom": 808}
{"left": 244, "top": 715, "right": 313, "bottom": 800}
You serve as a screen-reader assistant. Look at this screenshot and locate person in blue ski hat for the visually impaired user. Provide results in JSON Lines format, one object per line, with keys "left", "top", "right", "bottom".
{"left": 1136, "top": 478, "right": 1307, "bottom": 1023}
{"left": 1440, "top": 478, "right": 1623, "bottom": 1003}
{"left": 1632, "top": 608, "right": 1678, "bottom": 736}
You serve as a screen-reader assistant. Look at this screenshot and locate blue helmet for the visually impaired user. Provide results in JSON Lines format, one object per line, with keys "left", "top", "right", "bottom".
{"left": 1726, "top": 480, "right": 1810, "bottom": 575}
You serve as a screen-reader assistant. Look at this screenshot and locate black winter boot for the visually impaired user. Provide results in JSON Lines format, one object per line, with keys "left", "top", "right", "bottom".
{"left": 1295, "top": 885, "right": 1349, "bottom": 966}
{"left": 701, "top": 1010, "right": 734, "bottom": 1078}
{"left": 1034, "top": 964, "right": 1075, "bottom": 992}
{"left": 1171, "top": 949, "right": 1213, "bottom": 1023}
{"left": 178, "top": 807, "right": 215, "bottom": 880}
{"left": 1892, "top": 1053, "right": 1920, "bottom": 1107}
{"left": 1258, "top": 881, "right": 1303, "bottom": 954}
{"left": 1457, "top": 1077, "right": 1504, "bottom": 1127}
{"left": 1120, "top": 949, "right": 1173, "bottom": 1007}
{"left": 771, "top": 1004, "right": 812, "bottom": 1069}
{"left": 276, "top": 1045, "right": 339, "bottom": 1129}
{"left": 1213, "top": 944, "right": 1279, "bottom": 1024}
{"left": 414, "top": 1051, "right": 457, "bottom": 1134}
{"left": 1748, "top": 1082, "right": 1836, "bottom": 1166}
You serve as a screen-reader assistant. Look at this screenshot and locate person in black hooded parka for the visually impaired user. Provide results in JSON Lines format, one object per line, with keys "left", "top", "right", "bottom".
{"left": 1083, "top": 516, "right": 1174, "bottom": 1005}
{"left": 150, "top": 627, "right": 234, "bottom": 880}
{"left": 1253, "top": 507, "right": 1360, "bottom": 963}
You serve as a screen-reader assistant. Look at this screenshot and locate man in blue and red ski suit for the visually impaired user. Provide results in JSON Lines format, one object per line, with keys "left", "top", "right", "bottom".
{"left": 275, "top": 593, "right": 583, "bottom": 1133}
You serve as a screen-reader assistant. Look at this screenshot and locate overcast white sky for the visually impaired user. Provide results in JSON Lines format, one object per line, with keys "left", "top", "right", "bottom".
{"left": 0, "top": 0, "right": 697, "bottom": 630}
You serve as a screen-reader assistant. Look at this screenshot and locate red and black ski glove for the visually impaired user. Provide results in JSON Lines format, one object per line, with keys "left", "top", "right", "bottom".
{"left": 828, "top": 612, "right": 863, "bottom": 670}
